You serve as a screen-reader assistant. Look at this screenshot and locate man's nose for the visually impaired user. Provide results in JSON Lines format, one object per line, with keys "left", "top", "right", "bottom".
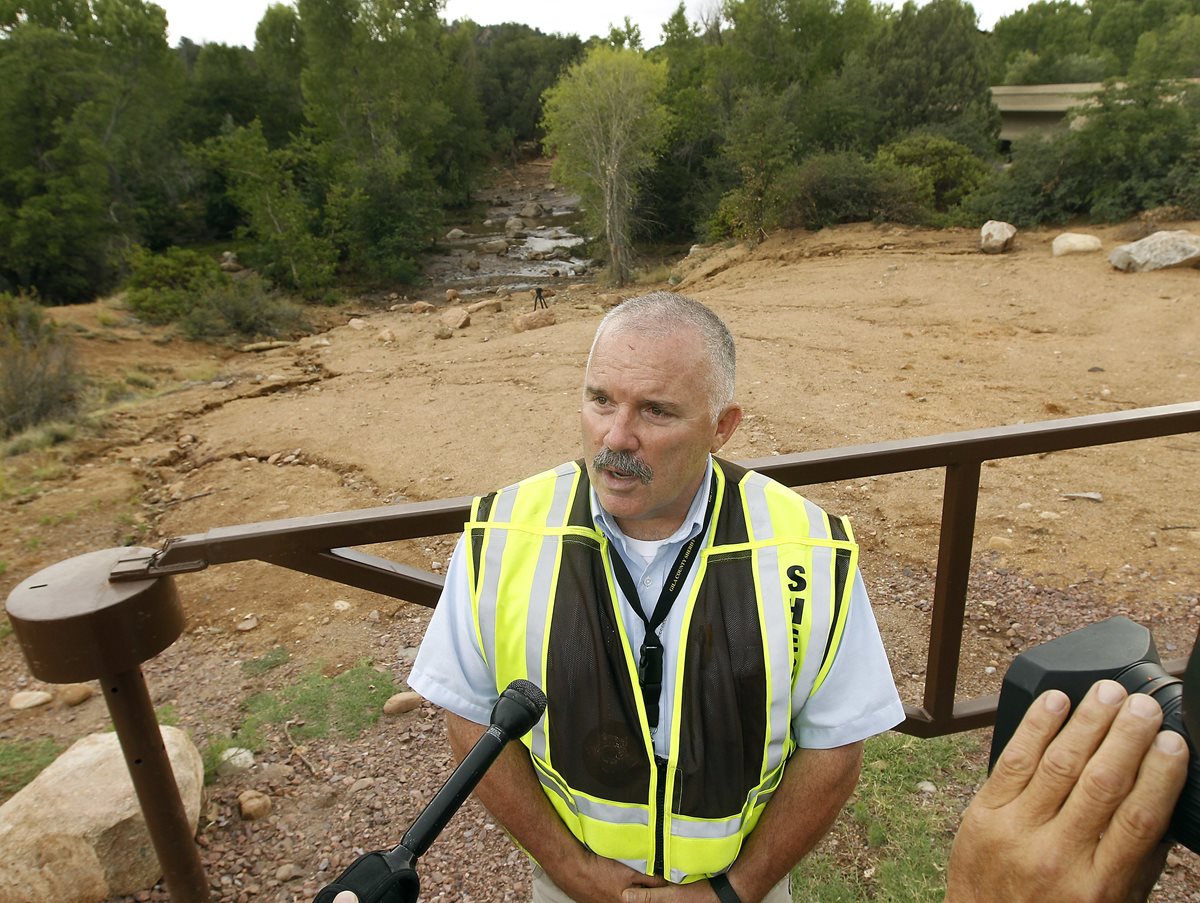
{"left": 604, "top": 406, "right": 639, "bottom": 451}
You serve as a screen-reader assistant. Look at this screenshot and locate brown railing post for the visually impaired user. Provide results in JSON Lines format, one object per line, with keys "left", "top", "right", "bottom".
{"left": 922, "top": 461, "right": 982, "bottom": 732}
{"left": 5, "top": 547, "right": 209, "bottom": 903}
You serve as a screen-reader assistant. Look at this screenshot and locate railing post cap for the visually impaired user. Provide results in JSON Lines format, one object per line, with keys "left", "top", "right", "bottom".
{"left": 5, "top": 547, "right": 184, "bottom": 683}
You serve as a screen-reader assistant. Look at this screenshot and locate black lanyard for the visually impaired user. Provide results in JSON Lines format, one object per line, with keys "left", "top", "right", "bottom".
{"left": 605, "top": 476, "right": 718, "bottom": 731}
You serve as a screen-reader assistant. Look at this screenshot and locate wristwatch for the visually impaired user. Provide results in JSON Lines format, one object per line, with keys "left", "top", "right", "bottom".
{"left": 709, "top": 872, "right": 743, "bottom": 903}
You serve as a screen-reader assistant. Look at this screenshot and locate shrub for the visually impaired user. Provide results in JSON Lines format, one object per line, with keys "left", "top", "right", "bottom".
{"left": 778, "top": 152, "right": 927, "bottom": 230}
{"left": 0, "top": 295, "right": 82, "bottom": 440}
{"left": 177, "top": 278, "right": 307, "bottom": 342}
{"left": 875, "top": 134, "right": 990, "bottom": 212}
{"left": 1167, "top": 142, "right": 1200, "bottom": 216}
{"left": 955, "top": 136, "right": 1081, "bottom": 227}
{"left": 962, "top": 80, "right": 1200, "bottom": 226}
{"left": 124, "top": 247, "right": 228, "bottom": 324}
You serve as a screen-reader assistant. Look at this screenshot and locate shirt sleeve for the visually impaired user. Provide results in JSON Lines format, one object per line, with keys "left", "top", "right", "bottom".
{"left": 406, "top": 535, "right": 498, "bottom": 726}
{"left": 791, "top": 568, "right": 905, "bottom": 748}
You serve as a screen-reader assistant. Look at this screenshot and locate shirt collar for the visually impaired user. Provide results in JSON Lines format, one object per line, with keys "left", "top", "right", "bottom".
{"left": 590, "top": 455, "right": 714, "bottom": 546}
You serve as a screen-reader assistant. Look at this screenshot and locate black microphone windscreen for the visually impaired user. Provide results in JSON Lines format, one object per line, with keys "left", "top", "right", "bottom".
{"left": 491, "top": 680, "right": 547, "bottom": 737}
{"left": 507, "top": 679, "right": 548, "bottom": 714}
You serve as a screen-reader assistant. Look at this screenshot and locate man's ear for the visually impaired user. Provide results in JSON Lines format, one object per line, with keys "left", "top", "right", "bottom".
{"left": 711, "top": 404, "right": 743, "bottom": 452}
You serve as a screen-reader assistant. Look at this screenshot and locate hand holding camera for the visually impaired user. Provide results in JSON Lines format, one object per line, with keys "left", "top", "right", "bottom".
{"left": 946, "top": 617, "right": 1197, "bottom": 903}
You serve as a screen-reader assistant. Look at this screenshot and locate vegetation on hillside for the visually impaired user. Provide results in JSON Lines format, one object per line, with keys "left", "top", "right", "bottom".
{"left": 1, "top": 0, "right": 1199, "bottom": 443}
{"left": 3, "top": 0, "right": 1198, "bottom": 306}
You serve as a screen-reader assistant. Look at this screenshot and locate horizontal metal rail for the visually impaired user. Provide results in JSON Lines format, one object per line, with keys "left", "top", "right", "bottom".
{"left": 111, "top": 400, "right": 1200, "bottom": 736}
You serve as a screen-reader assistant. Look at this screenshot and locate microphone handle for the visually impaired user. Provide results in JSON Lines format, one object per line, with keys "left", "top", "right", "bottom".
{"left": 397, "top": 723, "right": 508, "bottom": 859}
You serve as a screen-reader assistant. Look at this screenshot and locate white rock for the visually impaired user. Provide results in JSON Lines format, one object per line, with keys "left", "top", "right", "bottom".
{"left": 1109, "top": 230, "right": 1200, "bottom": 272}
{"left": 917, "top": 781, "right": 938, "bottom": 794}
{"left": 347, "top": 318, "right": 367, "bottom": 330}
{"left": 217, "top": 747, "right": 255, "bottom": 777}
{"left": 9, "top": 690, "right": 53, "bottom": 710}
{"left": 1051, "top": 232, "right": 1102, "bottom": 256}
{"left": 333, "top": 600, "right": 352, "bottom": 612}
{"left": 980, "top": 220, "right": 1017, "bottom": 254}
{"left": 0, "top": 727, "right": 202, "bottom": 896}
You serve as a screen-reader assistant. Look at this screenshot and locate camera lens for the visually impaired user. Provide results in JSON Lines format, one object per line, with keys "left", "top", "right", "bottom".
{"left": 1116, "top": 661, "right": 1200, "bottom": 852}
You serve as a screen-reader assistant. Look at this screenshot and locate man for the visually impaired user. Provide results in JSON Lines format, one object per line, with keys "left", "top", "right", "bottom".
{"left": 405, "top": 292, "right": 904, "bottom": 903}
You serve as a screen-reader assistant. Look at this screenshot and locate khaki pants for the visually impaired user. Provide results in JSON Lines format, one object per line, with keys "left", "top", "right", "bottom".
{"left": 531, "top": 865, "right": 791, "bottom": 902}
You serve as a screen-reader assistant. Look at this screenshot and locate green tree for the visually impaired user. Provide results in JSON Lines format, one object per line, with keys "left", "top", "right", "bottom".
{"left": 0, "top": 0, "right": 185, "bottom": 300}
{"left": 875, "top": 134, "right": 988, "bottom": 211}
{"left": 254, "top": 3, "right": 307, "bottom": 146}
{"left": 641, "top": 3, "right": 725, "bottom": 238}
{"left": 178, "top": 43, "right": 268, "bottom": 144}
{"left": 711, "top": 85, "right": 801, "bottom": 238}
{"left": 201, "top": 121, "right": 336, "bottom": 296}
{"left": 542, "top": 46, "right": 672, "bottom": 285}
{"left": 296, "top": 0, "right": 485, "bottom": 282}
{"left": 991, "top": 1, "right": 1100, "bottom": 83}
{"left": 1129, "top": 14, "right": 1200, "bottom": 79}
{"left": 0, "top": 23, "right": 115, "bottom": 301}
{"left": 869, "top": 0, "right": 1000, "bottom": 152}
{"left": 469, "top": 22, "right": 582, "bottom": 150}
{"left": 1059, "top": 79, "right": 1200, "bottom": 219}
{"left": 605, "top": 16, "right": 643, "bottom": 50}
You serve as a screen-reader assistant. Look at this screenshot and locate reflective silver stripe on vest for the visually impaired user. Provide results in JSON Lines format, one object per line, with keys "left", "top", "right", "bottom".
{"left": 794, "top": 543, "right": 834, "bottom": 699}
{"left": 739, "top": 472, "right": 793, "bottom": 775}
{"left": 669, "top": 814, "right": 743, "bottom": 839}
{"left": 533, "top": 762, "right": 653, "bottom": 829}
{"left": 477, "top": 487, "right": 518, "bottom": 670}
{"left": 804, "top": 497, "right": 829, "bottom": 540}
{"left": 527, "top": 464, "right": 578, "bottom": 761}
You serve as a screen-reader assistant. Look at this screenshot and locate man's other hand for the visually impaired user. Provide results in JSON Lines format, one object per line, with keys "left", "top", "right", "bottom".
{"left": 332, "top": 893, "right": 358, "bottom": 903}
{"left": 946, "top": 679, "right": 1189, "bottom": 903}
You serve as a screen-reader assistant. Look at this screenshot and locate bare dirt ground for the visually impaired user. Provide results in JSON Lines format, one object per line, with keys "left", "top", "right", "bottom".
{"left": 1, "top": 163, "right": 1199, "bottom": 901}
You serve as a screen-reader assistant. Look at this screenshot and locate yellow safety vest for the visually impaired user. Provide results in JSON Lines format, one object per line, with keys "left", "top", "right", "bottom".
{"left": 465, "top": 457, "right": 857, "bottom": 883}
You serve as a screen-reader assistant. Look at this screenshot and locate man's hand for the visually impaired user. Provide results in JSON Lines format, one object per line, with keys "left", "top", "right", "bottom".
{"left": 945, "top": 679, "right": 1189, "bottom": 903}
{"left": 545, "top": 851, "right": 668, "bottom": 903}
{"left": 332, "top": 893, "right": 357, "bottom": 903}
{"left": 619, "top": 880, "right": 721, "bottom": 902}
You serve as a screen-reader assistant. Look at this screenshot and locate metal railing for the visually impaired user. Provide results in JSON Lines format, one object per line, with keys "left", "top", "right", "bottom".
{"left": 109, "top": 400, "right": 1200, "bottom": 737}
{"left": 9, "top": 400, "right": 1198, "bottom": 902}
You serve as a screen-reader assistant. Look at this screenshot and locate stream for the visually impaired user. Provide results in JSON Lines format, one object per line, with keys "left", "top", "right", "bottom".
{"left": 421, "top": 161, "right": 595, "bottom": 300}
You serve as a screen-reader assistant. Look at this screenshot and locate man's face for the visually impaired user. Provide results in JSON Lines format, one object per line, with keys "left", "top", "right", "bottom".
{"left": 581, "top": 325, "right": 741, "bottom": 540}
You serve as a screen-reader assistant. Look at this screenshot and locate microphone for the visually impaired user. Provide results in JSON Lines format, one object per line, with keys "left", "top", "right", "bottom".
{"left": 314, "top": 680, "right": 548, "bottom": 903}
{"left": 400, "top": 678, "right": 548, "bottom": 858}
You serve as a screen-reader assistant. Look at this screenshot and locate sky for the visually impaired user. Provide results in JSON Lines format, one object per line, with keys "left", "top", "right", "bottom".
{"left": 157, "top": 0, "right": 1033, "bottom": 49}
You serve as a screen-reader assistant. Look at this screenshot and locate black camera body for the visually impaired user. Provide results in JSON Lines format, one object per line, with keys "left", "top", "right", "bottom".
{"left": 991, "top": 616, "right": 1200, "bottom": 851}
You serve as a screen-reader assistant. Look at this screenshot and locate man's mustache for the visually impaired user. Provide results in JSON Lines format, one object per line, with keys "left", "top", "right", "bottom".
{"left": 593, "top": 448, "right": 653, "bottom": 485}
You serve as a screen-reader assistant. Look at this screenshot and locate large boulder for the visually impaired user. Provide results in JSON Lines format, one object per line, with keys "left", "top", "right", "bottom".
{"left": 1051, "top": 232, "right": 1102, "bottom": 256}
{"left": 0, "top": 727, "right": 203, "bottom": 899}
{"left": 1109, "top": 230, "right": 1200, "bottom": 272}
{"left": 980, "top": 220, "right": 1017, "bottom": 254}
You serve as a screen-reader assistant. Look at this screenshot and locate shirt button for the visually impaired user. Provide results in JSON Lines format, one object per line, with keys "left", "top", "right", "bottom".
{"left": 643, "top": 577, "right": 653, "bottom": 586}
